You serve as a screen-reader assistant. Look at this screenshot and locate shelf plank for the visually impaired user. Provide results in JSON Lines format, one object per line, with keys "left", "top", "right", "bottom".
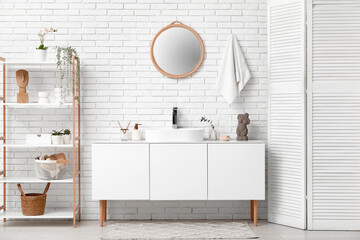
{"left": 3, "top": 61, "right": 57, "bottom": 65}
{"left": 0, "top": 144, "right": 75, "bottom": 148}
{"left": 0, "top": 176, "right": 73, "bottom": 183}
{"left": 3, "top": 61, "right": 83, "bottom": 67}
{"left": 1, "top": 103, "right": 73, "bottom": 108}
{"left": 0, "top": 209, "right": 73, "bottom": 219}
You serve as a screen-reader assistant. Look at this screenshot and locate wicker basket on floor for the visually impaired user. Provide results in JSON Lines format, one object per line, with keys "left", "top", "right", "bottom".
{"left": 17, "top": 183, "right": 50, "bottom": 216}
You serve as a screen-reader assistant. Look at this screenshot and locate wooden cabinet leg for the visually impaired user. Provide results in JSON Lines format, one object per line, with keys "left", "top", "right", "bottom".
{"left": 253, "top": 200, "right": 258, "bottom": 226}
{"left": 104, "top": 200, "right": 107, "bottom": 222}
{"left": 250, "top": 200, "right": 254, "bottom": 221}
{"left": 100, "top": 200, "right": 104, "bottom": 227}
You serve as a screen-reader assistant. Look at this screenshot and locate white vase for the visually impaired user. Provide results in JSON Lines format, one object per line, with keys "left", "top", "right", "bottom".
{"left": 51, "top": 135, "right": 62, "bottom": 145}
{"left": 62, "top": 134, "right": 71, "bottom": 144}
{"left": 35, "top": 49, "right": 47, "bottom": 62}
{"left": 208, "top": 128, "right": 218, "bottom": 141}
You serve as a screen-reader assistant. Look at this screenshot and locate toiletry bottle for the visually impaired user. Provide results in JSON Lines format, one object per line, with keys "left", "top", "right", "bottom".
{"left": 132, "top": 124, "right": 142, "bottom": 141}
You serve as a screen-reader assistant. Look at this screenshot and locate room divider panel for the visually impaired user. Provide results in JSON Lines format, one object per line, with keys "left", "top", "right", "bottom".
{"left": 307, "top": 0, "right": 360, "bottom": 230}
{"left": 267, "top": 0, "right": 307, "bottom": 230}
{"left": 269, "top": 0, "right": 360, "bottom": 230}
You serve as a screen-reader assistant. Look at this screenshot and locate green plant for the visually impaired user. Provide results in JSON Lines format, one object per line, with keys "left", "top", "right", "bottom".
{"left": 51, "top": 129, "right": 64, "bottom": 136}
{"left": 37, "top": 27, "right": 57, "bottom": 50}
{"left": 63, "top": 129, "right": 71, "bottom": 135}
{"left": 56, "top": 46, "right": 80, "bottom": 98}
{"left": 200, "top": 116, "right": 215, "bottom": 130}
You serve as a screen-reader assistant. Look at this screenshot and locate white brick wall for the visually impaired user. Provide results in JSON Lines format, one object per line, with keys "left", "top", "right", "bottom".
{"left": 0, "top": 0, "right": 267, "bottom": 220}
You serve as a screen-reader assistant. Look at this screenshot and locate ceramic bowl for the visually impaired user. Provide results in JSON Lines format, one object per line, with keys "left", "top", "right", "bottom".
{"left": 38, "top": 91, "right": 49, "bottom": 98}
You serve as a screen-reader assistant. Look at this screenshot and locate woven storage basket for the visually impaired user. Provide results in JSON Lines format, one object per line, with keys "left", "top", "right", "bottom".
{"left": 17, "top": 183, "right": 50, "bottom": 216}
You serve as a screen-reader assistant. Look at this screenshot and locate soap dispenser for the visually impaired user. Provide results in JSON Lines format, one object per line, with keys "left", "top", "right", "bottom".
{"left": 132, "top": 124, "right": 142, "bottom": 141}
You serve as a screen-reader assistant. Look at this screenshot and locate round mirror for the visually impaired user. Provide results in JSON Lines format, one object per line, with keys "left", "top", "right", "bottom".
{"left": 150, "top": 21, "right": 205, "bottom": 78}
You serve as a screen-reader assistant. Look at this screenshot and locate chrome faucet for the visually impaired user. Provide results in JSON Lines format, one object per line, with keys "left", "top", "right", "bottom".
{"left": 172, "top": 107, "right": 178, "bottom": 129}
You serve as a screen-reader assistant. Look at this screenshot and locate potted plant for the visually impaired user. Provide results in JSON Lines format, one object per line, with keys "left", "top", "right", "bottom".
{"left": 62, "top": 129, "right": 71, "bottom": 144}
{"left": 56, "top": 46, "right": 80, "bottom": 102}
{"left": 35, "top": 27, "right": 57, "bottom": 62}
{"left": 51, "top": 129, "right": 63, "bottom": 145}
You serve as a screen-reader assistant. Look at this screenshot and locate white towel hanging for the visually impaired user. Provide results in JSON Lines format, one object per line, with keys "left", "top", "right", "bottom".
{"left": 217, "top": 34, "right": 251, "bottom": 104}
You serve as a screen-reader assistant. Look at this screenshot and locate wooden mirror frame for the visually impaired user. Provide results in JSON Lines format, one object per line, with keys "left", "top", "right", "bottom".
{"left": 150, "top": 21, "right": 205, "bottom": 79}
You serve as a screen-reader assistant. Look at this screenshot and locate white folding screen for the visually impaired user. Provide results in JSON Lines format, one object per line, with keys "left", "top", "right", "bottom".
{"left": 307, "top": 0, "right": 360, "bottom": 230}
{"left": 268, "top": 0, "right": 307, "bottom": 229}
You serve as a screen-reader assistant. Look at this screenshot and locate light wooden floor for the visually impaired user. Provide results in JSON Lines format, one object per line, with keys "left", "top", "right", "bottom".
{"left": 0, "top": 220, "right": 359, "bottom": 240}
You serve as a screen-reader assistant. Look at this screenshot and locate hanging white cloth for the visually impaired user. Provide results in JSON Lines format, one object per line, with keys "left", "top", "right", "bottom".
{"left": 217, "top": 34, "right": 251, "bottom": 104}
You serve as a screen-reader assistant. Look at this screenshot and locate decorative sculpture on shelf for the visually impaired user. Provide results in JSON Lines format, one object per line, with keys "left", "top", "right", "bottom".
{"left": 16, "top": 69, "right": 29, "bottom": 103}
{"left": 236, "top": 113, "right": 250, "bottom": 141}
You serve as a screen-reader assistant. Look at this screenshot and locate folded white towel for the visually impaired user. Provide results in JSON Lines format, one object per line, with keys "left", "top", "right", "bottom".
{"left": 217, "top": 34, "right": 251, "bottom": 104}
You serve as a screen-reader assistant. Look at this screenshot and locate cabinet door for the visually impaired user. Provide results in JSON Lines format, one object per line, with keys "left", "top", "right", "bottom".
{"left": 208, "top": 144, "right": 265, "bottom": 200}
{"left": 150, "top": 144, "right": 207, "bottom": 200}
{"left": 92, "top": 144, "right": 149, "bottom": 200}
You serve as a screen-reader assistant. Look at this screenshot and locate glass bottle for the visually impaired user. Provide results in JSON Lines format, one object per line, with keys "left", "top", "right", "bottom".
{"left": 208, "top": 127, "right": 218, "bottom": 141}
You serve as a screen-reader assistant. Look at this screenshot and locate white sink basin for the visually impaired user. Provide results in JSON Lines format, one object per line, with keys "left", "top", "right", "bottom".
{"left": 146, "top": 128, "right": 204, "bottom": 142}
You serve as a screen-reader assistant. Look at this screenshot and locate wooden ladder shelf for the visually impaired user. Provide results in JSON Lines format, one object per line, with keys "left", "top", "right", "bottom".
{"left": 0, "top": 56, "right": 81, "bottom": 228}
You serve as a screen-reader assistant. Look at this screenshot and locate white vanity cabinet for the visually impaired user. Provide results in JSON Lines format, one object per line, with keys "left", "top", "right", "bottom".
{"left": 208, "top": 144, "right": 265, "bottom": 200}
{"left": 92, "top": 144, "right": 149, "bottom": 200}
{"left": 92, "top": 141, "right": 265, "bottom": 227}
{"left": 150, "top": 144, "right": 207, "bottom": 200}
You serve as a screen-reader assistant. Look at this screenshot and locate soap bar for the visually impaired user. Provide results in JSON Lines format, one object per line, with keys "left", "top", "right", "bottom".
{"left": 220, "top": 135, "right": 230, "bottom": 141}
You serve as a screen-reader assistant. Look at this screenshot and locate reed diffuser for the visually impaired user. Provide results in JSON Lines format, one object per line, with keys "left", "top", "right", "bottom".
{"left": 118, "top": 121, "right": 131, "bottom": 141}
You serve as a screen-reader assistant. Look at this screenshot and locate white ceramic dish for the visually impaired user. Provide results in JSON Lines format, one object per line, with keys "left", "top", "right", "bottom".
{"left": 38, "top": 98, "right": 49, "bottom": 104}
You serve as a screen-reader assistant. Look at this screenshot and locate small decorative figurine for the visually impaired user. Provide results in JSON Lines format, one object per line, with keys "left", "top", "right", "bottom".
{"left": 236, "top": 113, "right": 250, "bottom": 141}
{"left": 16, "top": 69, "right": 29, "bottom": 103}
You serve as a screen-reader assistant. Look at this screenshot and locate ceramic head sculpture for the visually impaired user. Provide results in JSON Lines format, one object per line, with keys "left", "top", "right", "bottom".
{"left": 236, "top": 113, "right": 250, "bottom": 141}
{"left": 16, "top": 69, "right": 29, "bottom": 103}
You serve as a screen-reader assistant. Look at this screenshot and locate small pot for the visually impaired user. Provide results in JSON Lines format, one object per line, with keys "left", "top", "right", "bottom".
{"left": 54, "top": 88, "right": 62, "bottom": 94}
{"left": 51, "top": 135, "right": 62, "bottom": 145}
{"left": 65, "top": 96, "right": 73, "bottom": 103}
{"left": 64, "top": 89, "right": 73, "bottom": 103}
{"left": 35, "top": 49, "right": 47, "bottom": 62}
{"left": 62, "top": 134, "right": 71, "bottom": 144}
{"left": 54, "top": 88, "right": 64, "bottom": 104}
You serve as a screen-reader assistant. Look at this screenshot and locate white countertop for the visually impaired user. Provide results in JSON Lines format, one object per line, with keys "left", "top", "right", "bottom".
{"left": 93, "top": 140, "right": 265, "bottom": 144}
